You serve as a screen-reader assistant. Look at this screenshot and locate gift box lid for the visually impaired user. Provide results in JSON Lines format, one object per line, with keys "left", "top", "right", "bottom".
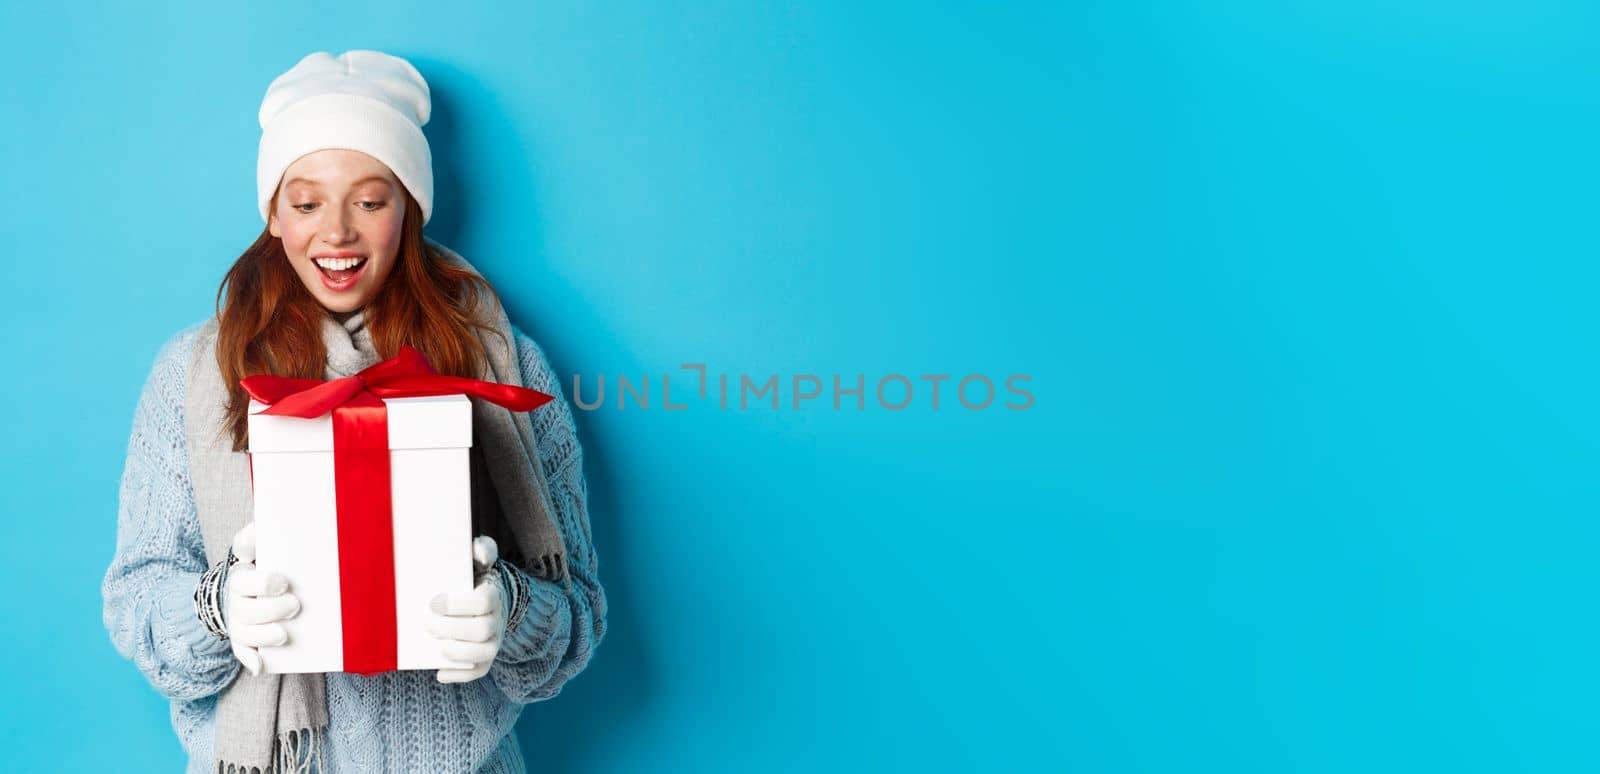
{"left": 247, "top": 394, "right": 473, "bottom": 453}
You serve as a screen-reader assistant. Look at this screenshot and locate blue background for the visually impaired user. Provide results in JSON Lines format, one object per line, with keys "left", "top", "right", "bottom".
{"left": 1, "top": 1, "right": 1591, "bottom": 771}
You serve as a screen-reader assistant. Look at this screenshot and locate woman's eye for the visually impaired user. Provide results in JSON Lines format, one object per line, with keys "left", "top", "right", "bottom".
{"left": 293, "top": 203, "right": 317, "bottom": 213}
{"left": 358, "top": 200, "right": 386, "bottom": 212}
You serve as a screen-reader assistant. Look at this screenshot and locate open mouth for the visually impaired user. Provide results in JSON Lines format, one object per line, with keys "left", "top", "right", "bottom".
{"left": 314, "top": 256, "right": 368, "bottom": 289}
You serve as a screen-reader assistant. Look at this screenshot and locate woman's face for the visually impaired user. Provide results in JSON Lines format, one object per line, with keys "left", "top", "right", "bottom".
{"left": 268, "top": 149, "right": 407, "bottom": 314}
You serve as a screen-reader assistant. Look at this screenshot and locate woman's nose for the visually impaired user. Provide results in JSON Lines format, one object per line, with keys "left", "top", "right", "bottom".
{"left": 322, "top": 208, "right": 355, "bottom": 244}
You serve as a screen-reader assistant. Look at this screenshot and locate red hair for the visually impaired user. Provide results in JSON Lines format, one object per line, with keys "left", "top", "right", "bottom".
{"left": 213, "top": 190, "right": 503, "bottom": 451}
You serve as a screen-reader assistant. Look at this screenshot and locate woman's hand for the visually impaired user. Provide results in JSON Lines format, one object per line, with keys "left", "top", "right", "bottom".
{"left": 428, "top": 536, "right": 505, "bottom": 683}
{"left": 225, "top": 521, "right": 302, "bottom": 676}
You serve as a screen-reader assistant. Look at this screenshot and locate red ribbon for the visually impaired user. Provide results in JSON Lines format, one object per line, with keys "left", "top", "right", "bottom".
{"left": 242, "top": 344, "right": 554, "bottom": 675}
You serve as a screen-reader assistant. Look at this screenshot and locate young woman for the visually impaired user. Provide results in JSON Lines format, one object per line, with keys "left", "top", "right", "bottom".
{"left": 101, "top": 50, "right": 607, "bottom": 773}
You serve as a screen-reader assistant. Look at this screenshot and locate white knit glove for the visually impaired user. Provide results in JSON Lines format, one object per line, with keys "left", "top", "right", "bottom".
{"left": 225, "top": 521, "right": 302, "bottom": 676}
{"left": 427, "top": 536, "right": 505, "bottom": 683}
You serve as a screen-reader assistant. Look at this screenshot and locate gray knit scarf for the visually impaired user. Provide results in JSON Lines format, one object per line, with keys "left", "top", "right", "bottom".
{"left": 183, "top": 237, "right": 570, "bottom": 773}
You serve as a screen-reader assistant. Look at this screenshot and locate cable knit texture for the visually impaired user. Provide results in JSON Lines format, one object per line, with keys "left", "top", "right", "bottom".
{"left": 103, "top": 321, "right": 607, "bottom": 773}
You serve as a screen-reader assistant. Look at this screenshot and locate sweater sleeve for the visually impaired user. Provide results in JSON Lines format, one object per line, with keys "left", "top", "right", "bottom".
{"left": 488, "top": 327, "right": 608, "bottom": 703}
{"left": 101, "top": 326, "right": 240, "bottom": 701}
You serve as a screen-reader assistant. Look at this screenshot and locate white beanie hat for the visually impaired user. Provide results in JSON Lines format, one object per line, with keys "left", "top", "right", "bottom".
{"left": 256, "top": 50, "right": 434, "bottom": 225}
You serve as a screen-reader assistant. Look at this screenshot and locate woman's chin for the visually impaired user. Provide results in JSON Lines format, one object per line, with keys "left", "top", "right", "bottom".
{"left": 304, "top": 285, "right": 365, "bottom": 314}
{"left": 318, "top": 296, "right": 366, "bottom": 314}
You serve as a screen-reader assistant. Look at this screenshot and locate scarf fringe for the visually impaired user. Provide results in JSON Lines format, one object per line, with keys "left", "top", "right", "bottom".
{"left": 532, "top": 551, "right": 573, "bottom": 594}
{"left": 217, "top": 727, "right": 323, "bottom": 774}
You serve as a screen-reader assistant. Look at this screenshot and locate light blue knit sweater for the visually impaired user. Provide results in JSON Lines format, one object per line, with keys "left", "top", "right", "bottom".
{"left": 102, "top": 321, "right": 607, "bottom": 773}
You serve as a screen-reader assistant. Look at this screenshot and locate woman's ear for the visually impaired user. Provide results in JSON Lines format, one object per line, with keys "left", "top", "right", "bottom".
{"left": 267, "top": 188, "right": 282, "bottom": 237}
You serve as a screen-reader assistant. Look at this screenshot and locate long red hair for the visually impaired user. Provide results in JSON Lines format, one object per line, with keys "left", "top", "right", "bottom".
{"left": 213, "top": 190, "right": 503, "bottom": 451}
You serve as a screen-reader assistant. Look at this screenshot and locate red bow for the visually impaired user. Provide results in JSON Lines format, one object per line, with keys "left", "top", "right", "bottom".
{"left": 242, "top": 343, "right": 554, "bottom": 421}
{"left": 242, "top": 344, "right": 554, "bottom": 674}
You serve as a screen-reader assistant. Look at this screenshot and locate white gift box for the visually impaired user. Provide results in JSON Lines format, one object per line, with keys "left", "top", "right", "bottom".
{"left": 247, "top": 393, "right": 476, "bottom": 674}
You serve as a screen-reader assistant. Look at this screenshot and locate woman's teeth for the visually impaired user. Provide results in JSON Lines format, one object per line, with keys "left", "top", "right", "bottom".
{"left": 314, "top": 257, "right": 365, "bottom": 271}
{"left": 314, "top": 256, "right": 367, "bottom": 282}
